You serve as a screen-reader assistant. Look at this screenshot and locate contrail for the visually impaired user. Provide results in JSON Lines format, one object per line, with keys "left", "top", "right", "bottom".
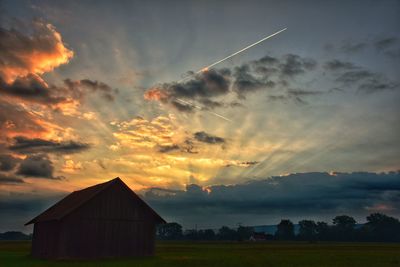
{"left": 175, "top": 98, "right": 233, "bottom": 122}
{"left": 172, "top": 28, "right": 286, "bottom": 122}
{"left": 178, "top": 28, "right": 287, "bottom": 83}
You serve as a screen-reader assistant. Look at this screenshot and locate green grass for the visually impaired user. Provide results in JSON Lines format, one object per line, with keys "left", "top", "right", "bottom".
{"left": 1, "top": 241, "right": 399, "bottom": 267}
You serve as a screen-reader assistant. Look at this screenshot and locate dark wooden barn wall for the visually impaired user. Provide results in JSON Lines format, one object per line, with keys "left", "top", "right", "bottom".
{"left": 35, "top": 182, "right": 157, "bottom": 259}
{"left": 31, "top": 221, "right": 61, "bottom": 258}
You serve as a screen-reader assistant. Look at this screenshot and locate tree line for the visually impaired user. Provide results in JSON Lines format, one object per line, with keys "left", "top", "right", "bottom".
{"left": 156, "top": 213, "right": 400, "bottom": 242}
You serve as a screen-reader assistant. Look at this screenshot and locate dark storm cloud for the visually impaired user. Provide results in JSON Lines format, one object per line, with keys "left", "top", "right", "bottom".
{"left": 0, "top": 75, "right": 66, "bottom": 105}
{"left": 158, "top": 144, "right": 180, "bottom": 153}
{"left": 268, "top": 88, "right": 325, "bottom": 104}
{"left": 253, "top": 55, "right": 280, "bottom": 66}
{"left": 194, "top": 131, "right": 225, "bottom": 144}
{"left": 64, "top": 78, "right": 117, "bottom": 102}
{"left": 16, "top": 154, "right": 55, "bottom": 179}
{"left": 169, "top": 69, "right": 231, "bottom": 98}
{"left": 0, "top": 172, "right": 24, "bottom": 184}
{"left": 268, "top": 95, "right": 288, "bottom": 102}
{"left": 278, "top": 54, "right": 317, "bottom": 77}
{"left": 340, "top": 41, "right": 367, "bottom": 53}
{"left": 323, "top": 60, "right": 357, "bottom": 71}
{"left": 232, "top": 64, "right": 275, "bottom": 98}
{"left": 287, "top": 89, "right": 324, "bottom": 97}
{"left": 324, "top": 60, "right": 399, "bottom": 93}
{"left": 358, "top": 79, "right": 398, "bottom": 94}
{"left": 144, "top": 172, "right": 400, "bottom": 219}
{"left": 170, "top": 99, "right": 196, "bottom": 112}
{"left": 251, "top": 55, "right": 279, "bottom": 76}
{"left": 0, "top": 154, "right": 20, "bottom": 171}
{"left": 145, "top": 69, "right": 231, "bottom": 111}
{"left": 0, "top": 192, "right": 65, "bottom": 232}
{"left": 328, "top": 35, "right": 400, "bottom": 58}
{"left": 374, "top": 37, "right": 398, "bottom": 51}
{"left": 225, "top": 161, "right": 259, "bottom": 167}
{"left": 198, "top": 99, "right": 224, "bottom": 109}
{"left": 336, "top": 70, "right": 374, "bottom": 84}
{"left": 0, "top": 76, "right": 117, "bottom": 105}
{"left": 144, "top": 53, "right": 319, "bottom": 112}
{"left": 158, "top": 140, "right": 200, "bottom": 154}
{"left": 374, "top": 37, "right": 400, "bottom": 58}
{"left": 8, "top": 136, "right": 90, "bottom": 154}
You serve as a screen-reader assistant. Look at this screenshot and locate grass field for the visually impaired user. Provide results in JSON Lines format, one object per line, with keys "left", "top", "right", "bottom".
{"left": 1, "top": 241, "right": 399, "bottom": 267}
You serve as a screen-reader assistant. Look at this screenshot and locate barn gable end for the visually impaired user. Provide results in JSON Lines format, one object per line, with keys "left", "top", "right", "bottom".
{"left": 26, "top": 177, "right": 166, "bottom": 259}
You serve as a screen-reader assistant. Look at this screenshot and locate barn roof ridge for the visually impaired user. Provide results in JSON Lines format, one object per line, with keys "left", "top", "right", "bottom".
{"left": 25, "top": 177, "right": 165, "bottom": 225}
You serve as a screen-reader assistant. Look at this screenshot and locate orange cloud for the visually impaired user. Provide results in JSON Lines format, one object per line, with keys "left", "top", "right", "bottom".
{"left": 0, "top": 21, "right": 73, "bottom": 83}
{"left": 111, "top": 115, "right": 183, "bottom": 151}
{"left": 144, "top": 87, "right": 168, "bottom": 101}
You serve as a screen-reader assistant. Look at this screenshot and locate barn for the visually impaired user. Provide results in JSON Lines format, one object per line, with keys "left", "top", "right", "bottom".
{"left": 25, "top": 177, "right": 166, "bottom": 259}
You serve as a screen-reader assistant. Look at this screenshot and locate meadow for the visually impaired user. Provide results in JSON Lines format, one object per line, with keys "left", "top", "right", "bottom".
{"left": 0, "top": 241, "right": 399, "bottom": 267}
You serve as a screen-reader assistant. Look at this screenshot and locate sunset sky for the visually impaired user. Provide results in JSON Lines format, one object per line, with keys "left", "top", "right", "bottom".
{"left": 0, "top": 0, "right": 399, "bottom": 231}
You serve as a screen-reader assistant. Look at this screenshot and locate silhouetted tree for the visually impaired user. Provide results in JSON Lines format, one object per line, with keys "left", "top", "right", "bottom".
{"left": 182, "top": 229, "right": 216, "bottom": 240}
{"left": 275, "top": 219, "right": 295, "bottom": 240}
{"left": 332, "top": 215, "right": 356, "bottom": 241}
{"left": 217, "top": 226, "right": 237, "bottom": 240}
{"left": 364, "top": 213, "right": 400, "bottom": 242}
{"left": 0, "top": 231, "right": 31, "bottom": 240}
{"left": 157, "top": 222, "right": 183, "bottom": 240}
{"left": 315, "top": 221, "right": 331, "bottom": 240}
{"left": 202, "top": 229, "right": 216, "bottom": 240}
{"left": 184, "top": 229, "right": 199, "bottom": 240}
{"left": 298, "top": 220, "right": 317, "bottom": 241}
{"left": 237, "top": 226, "right": 253, "bottom": 241}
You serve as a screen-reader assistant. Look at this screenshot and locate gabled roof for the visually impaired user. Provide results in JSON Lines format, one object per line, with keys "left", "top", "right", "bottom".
{"left": 25, "top": 177, "right": 166, "bottom": 225}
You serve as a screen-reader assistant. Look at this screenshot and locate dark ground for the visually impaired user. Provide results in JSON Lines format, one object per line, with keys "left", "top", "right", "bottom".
{"left": 1, "top": 240, "right": 399, "bottom": 267}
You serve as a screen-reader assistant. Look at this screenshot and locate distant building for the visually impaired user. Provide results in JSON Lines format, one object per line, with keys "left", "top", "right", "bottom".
{"left": 249, "top": 232, "right": 269, "bottom": 241}
{"left": 26, "top": 177, "right": 165, "bottom": 259}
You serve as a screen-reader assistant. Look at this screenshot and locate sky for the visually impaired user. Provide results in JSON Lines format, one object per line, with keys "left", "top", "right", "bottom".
{"left": 0, "top": 0, "right": 399, "bottom": 231}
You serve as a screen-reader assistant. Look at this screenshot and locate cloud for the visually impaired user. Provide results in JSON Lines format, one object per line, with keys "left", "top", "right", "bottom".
{"left": 287, "top": 89, "right": 324, "bottom": 97}
{"left": 8, "top": 136, "right": 90, "bottom": 154}
{"left": 340, "top": 41, "right": 367, "bottom": 53}
{"left": 278, "top": 54, "right": 317, "bottom": 77}
{"left": 158, "top": 144, "right": 180, "bottom": 153}
{"left": 358, "top": 79, "right": 398, "bottom": 94}
{"left": 193, "top": 131, "right": 225, "bottom": 144}
{"left": 144, "top": 171, "right": 400, "bottom": 226}
{"left": 324, "top": 60, "right": 357, "bottom": 71}
{"left": 374, "top": 37, "right": 400, "bottom": 58}
{"left": 0, "top": 74, "right": 66, "bottom": 105}
{"left": 374, "top": 37, "right": 398, "bottom": 51}
{"left": 336, "top": 70, "right": 374, "bottom": 84}
{"left": 225, "top": 161, "right": 259, "bottom": 168}
{"left": 144, "top": 68, "right": 231, "bottom": 111}
{"left": 233, "top": 64, "right": 275, "bottom": 98}
{"left": 158, "top": 132, "right": 227, "bottom": 153}
{"left": 64, "top": 78, "right": 117, "bottom": 102}
{"left": 268, "top": 88, "right": 325, "bottom": 104}
{"left": 0, "top": 75, "right": 117, "bottom": 106}
{"left": 0, "top": 192, "right": 65, "bottom": 232}
{"left": 0, "top": 154, "right": 20, "bottom": 171}
{"left": 144, "top": 53, "right": 318, "bottom": 111}
{"left": 0, "top": 20, "right": 116, "bottom": 115}
{"left": 324, "top": 59, "right": 399, "bottom": 94}
{"left": 0, "top": 99, "right": 49, "bottom": 139}
{"left": 0, "top": 20, "right": 73, "bottom": 83}
{"left": 16, "top": 154, "right": 55, "bottom": 179}
{"left": 111, "top": 115, "right": 184, "bottom": 152}
{"left": 0, "top": 173, "right": 24, "bottom": 184}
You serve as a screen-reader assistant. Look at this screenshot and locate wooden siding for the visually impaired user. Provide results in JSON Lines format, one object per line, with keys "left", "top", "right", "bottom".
{"left": 31, "top": 180, "right": 159, "bottom": 259}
